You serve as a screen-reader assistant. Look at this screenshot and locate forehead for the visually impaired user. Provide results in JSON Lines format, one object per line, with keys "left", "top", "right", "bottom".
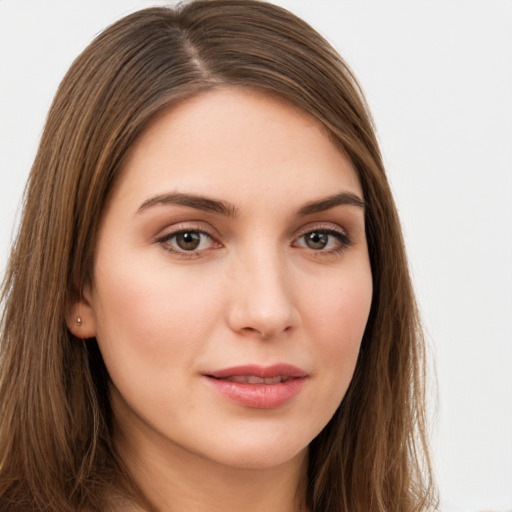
{"left": 115, "top": 87, "right": 362, "bottom": 209}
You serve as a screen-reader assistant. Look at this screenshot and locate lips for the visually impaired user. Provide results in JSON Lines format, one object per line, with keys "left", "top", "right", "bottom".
{"left": 203, "top": 364, "right": 308, "bottom": 409}
{"left": 219, "top": 375, "right": 289, "bottom": 384}
{"left": 206, "top": 364, "right": 307, "bottom": 380}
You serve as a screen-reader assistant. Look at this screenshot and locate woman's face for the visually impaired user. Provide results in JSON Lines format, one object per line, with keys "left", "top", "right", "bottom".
{"left": 72, "top": 88, "right": 372, "bottom": 470}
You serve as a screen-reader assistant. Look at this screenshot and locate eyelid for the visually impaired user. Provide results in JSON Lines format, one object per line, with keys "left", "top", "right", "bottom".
{"left": 293, "top": 221, "right": 349, "bottom": 239}
{"left": 155, "top": 221, "right": 218, "bottom": 239}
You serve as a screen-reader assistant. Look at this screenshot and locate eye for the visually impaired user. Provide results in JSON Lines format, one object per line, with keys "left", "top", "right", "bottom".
{"left": 295, "top": 229, "right": 351, "bottom": 253}
{"left": 157, "top": 229, "right": 218, "bottom": 255}
{"left": 173, "top": 231, "right": 205, "bottom": 251}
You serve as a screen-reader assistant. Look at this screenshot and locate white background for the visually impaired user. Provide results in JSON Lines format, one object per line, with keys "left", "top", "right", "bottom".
{"left": 0, "top": 1, "right": 511, "bottom": 510}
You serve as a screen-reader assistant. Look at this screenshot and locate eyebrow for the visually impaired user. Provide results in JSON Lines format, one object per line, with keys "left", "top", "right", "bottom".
{"left": 137, "top": 192, "right": 238, "bottom": 217}
{"left": 296, "top": 191, "right": 366, "bottom": 215}
{"left": 136, "top": 190, "right": 365, "bottom": 217}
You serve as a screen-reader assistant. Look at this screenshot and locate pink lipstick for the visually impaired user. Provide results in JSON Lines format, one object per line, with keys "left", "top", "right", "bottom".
{"left": 203, "top": 364, "right": 307, "bottom": 409}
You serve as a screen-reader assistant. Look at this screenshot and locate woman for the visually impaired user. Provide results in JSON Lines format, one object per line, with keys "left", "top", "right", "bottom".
{"left": 0, "top": 1, "right": 437, "bottom": 511}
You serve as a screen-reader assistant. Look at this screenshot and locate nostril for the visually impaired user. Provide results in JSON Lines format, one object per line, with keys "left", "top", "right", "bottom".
{"left": 241, "top": 327, "right": 271, "bottom": 339}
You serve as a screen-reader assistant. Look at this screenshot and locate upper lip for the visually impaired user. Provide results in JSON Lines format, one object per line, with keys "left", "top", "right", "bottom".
{"left": 205, "top": 364, "right": 308, "bottom": 379}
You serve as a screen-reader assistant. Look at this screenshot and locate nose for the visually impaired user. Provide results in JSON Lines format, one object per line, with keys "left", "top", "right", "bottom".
{"left": 227, "top": 247, "right": 299, "bottom": 340}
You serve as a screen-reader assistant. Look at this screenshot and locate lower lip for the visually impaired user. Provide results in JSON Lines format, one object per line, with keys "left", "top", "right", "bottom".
{"left": 205, "top": 377, "right": 306, "bottom": 409}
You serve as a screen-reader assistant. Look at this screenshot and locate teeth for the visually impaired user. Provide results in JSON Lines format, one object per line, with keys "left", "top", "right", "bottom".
{"left": 221, "top": 375, "right": 288, "bottom": 384}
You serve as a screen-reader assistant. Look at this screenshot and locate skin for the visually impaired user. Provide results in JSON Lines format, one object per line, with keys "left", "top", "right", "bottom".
{"left": 69, "top": 88, "right": 373, "bottom": 512}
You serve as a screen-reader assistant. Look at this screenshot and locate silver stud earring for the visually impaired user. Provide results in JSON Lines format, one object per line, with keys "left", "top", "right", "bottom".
{"left": 76, "top": 317, "right": 83, "bottom": 327}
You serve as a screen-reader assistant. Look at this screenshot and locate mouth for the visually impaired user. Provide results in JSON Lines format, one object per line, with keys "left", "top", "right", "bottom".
{"left": 205, "top": 363, "right": 307, "bottom": 380}
{"left": 203, "top": 364, "right": 308, "bottom": 409}
{"left": 211, "top": 375, "right": 291, "bottom": 384}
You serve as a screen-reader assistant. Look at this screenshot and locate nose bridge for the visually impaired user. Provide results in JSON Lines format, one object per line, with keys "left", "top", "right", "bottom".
{"left": 228, "top": 237, "right": 297, "bottom": 338}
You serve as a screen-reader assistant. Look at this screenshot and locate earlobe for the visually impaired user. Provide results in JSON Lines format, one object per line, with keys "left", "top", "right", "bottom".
{"left": 66, "top": 287, "right": 97, "bottom": 339}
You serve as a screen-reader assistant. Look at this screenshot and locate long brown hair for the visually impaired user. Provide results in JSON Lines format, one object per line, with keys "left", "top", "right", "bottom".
{"left": 0, "top": 1, "right": 437, "bottom": 510}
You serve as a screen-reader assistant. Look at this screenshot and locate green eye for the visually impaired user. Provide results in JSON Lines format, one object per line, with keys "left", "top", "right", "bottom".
{"left": 304, "top": 231, "right": 329, "bottom": 250}
{"left": 296, "top": 229, "right": 351, "bottom": 253}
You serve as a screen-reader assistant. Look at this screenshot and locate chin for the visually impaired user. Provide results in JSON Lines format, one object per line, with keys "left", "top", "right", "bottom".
{"left": 214, "top": 444, "right": 307, "bottom": 471}
{"left": 196, "top": 425, "right": 311, "bottom": 470}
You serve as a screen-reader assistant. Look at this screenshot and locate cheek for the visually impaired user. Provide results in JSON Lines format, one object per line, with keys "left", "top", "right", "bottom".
{"left": 90, "top": 255, "right": 223, "bottom": 374}
{"left": 302, "top": 264, "right": 372, "bottom": 397}
{"left": 307, "top": 266, "right": 372, "bottom": 347}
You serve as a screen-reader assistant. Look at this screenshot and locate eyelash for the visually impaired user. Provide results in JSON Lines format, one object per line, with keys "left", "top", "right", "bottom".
{"left": 293, "top": 227, "right": 352, "bottom": 255}
{"left": 155, "top": 224, "right": 352, "bottom": 259}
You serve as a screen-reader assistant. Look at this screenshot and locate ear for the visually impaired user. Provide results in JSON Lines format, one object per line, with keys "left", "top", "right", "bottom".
{"left": 66, "top": 285, "right": 98, "bottom": 339}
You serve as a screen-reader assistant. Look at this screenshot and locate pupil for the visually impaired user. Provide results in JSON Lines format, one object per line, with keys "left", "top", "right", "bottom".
{"left": 177, "top": 232, "right": 201, "bottom": 250}
{"left": 306, "top": 232, "right": 328, "bottom": 250}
